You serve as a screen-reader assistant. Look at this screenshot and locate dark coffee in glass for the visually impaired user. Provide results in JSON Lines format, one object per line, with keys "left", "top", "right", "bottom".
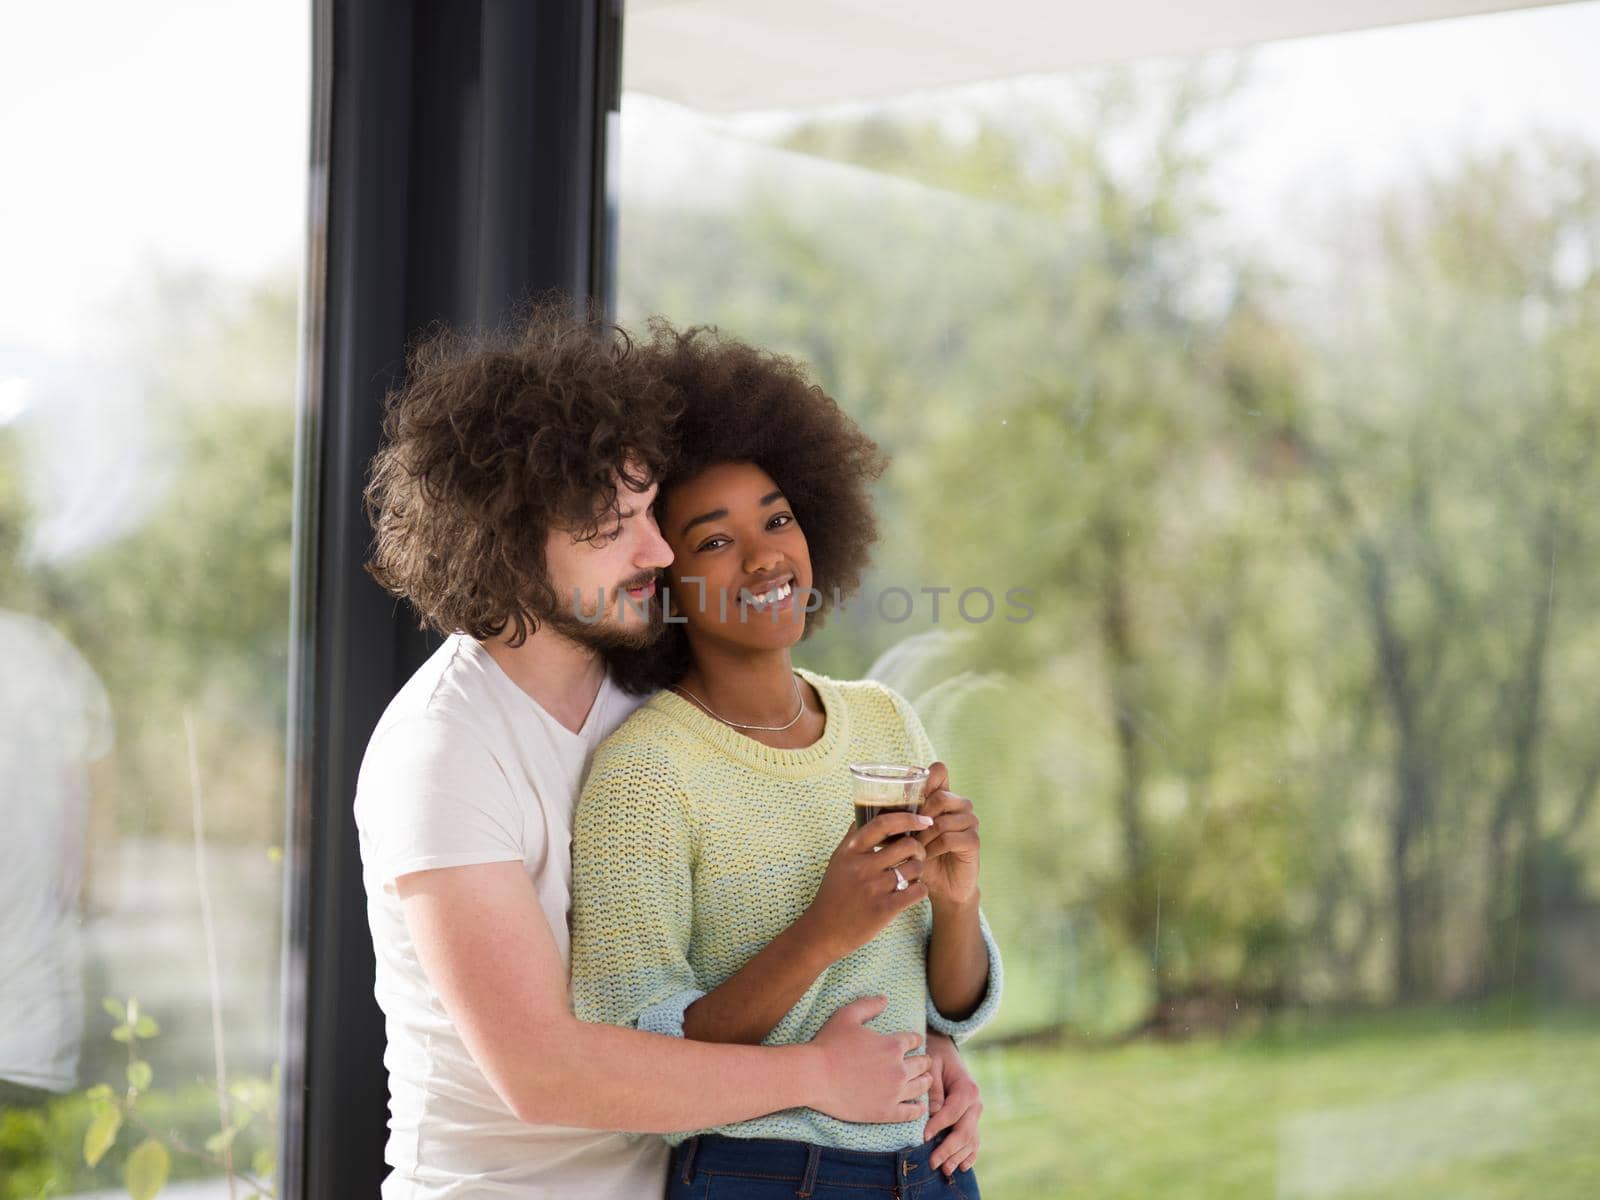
{"left": 847, "top": 763, "right": 929, "bottom": 833}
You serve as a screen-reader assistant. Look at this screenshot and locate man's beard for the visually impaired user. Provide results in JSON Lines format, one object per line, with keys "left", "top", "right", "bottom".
{"left": 532, "top": 584, "right": 665, "bottom": 654}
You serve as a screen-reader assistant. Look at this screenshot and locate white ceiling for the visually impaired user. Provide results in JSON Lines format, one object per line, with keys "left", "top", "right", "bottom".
{"left": 622, "top": 0, "right": 1581, "bottom": 113}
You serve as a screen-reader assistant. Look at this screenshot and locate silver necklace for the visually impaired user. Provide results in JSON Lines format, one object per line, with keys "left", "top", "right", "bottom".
{"left": 670, "top": 673, "right": 807, "bottom": 732}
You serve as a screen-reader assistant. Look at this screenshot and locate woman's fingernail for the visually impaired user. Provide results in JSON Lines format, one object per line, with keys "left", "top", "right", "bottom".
{"left": 917, "top": 815, "right": 934, "bottom": 826}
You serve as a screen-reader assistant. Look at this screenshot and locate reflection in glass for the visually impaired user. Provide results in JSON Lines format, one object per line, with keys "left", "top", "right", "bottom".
{"left": 0, "top": 611, "right": 112, "bottom": 1106}
{"left": 0, "top": 4, "right": 306, "bottom": 1197}
{"left": 615, "top": 5, "right": 1600, "bottom": 1196}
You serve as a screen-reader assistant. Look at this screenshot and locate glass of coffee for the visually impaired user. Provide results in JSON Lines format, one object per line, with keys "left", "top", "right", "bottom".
{"left": 848, "top": 762, "right": 930, "bottom": 837}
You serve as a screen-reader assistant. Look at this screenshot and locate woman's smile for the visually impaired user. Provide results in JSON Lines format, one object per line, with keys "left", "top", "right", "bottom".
{"left": 740, "top": 573, "right": 795, "bottom": 613}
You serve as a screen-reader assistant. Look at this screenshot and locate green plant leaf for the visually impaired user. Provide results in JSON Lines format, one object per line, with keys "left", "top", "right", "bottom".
{"left": 253, "top": 1147, "right": 275, "bottom": 1178}
{"left": 102, "top": 998, "right": 127, "bottom": 1021}
{"left": 83, "top": 1107, "right": 122, "bottom": 1167}
{"left": 125, "top": 998, "right": 140, "bottom": 1026}
{"left": 111, "top": 1025, "right": 134, "bottom": 1044}
{"left": 133, "top": 1015, "right": 160, "bottom": 1038}
{"left": 204, "top": 1127, "right": 236, "bottom": 1155}
{"left": 85, "top": 1083, "right": 115, "bottom": 1104}
{"left": 124, "top": 1138, "right": 170, "bottom": 1200}
{"left": 128, "top": 1061, "right": 153, "bottom": 1091}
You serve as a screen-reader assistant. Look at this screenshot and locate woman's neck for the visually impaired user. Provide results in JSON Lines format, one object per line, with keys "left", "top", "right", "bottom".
{"left": 674, "top": 644, "right": 825, "bottom": 749}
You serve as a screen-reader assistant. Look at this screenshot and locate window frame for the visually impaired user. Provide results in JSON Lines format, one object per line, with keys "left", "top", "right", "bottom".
{"left": 282, "top": 3, "right": 623, "bottom": 1195}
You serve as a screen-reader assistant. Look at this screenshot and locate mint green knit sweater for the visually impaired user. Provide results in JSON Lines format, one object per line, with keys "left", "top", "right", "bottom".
{"left": 569, "top": 667, "right": 1002, "bottom": 1151}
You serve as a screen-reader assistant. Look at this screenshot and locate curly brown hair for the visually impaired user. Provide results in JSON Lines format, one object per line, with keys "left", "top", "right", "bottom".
{"left": 604, "top": 322, "right": 889, "bottom": 694}
{"left": 364, "top": 301, "right": 680, "bottom": 646}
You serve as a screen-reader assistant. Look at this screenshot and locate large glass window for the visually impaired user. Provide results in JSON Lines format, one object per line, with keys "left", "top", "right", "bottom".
{"left": 615, "top": 5, "right": 1600, "bottom": 1196}
{"left": 1, "top": 6, "right": 308, "bottom": 1198}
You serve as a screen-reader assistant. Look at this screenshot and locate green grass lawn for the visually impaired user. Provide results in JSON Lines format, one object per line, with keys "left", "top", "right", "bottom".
{"left": 5, "top": 1006, "right": 1594, "bottom": 1199}
{"left": 965, "top": 1005, "right": 1600, "bottom": 1200}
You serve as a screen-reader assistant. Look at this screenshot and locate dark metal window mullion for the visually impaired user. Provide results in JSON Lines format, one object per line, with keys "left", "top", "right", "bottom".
{"left": 281, "top": 4, "right": 620, "bottom": 1197}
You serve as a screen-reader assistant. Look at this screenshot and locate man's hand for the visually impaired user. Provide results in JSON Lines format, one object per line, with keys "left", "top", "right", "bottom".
{"left": 809, "top": 996, "right": 931, "bottom": 1124}
{"left": 923, "top": 1032, "right": 982, "bottom": 1177}
{"left": 916, "top": 762, "right": 981, "bottom": 907}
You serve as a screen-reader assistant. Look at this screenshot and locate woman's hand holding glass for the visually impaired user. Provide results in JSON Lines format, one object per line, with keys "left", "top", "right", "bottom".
{"left": 798, "top": 811, "right": 934, "bottom": 960}
{"left": 914, "top": 762, "right": 981, "bottom": 907}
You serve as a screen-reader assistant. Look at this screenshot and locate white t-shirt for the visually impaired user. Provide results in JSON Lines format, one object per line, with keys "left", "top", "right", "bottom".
{"left": 0, "top": 609, "right": 113, "bottom": 1093}
{"left": 354, "top": 633, "right": 666, "bottom": 1199}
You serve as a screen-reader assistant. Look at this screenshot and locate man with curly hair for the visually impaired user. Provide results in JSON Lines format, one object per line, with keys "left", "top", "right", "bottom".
{"left": 351, "top": 305, "right": 953, "bottom": 1200}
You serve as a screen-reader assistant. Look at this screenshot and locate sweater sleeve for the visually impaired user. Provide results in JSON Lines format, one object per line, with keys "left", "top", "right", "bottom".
{"left": 925, "top": 909, "right": 1004, "bottom": 1041}
{"left": 882, "top": 684, "right": 1005, "bottom": 1042}
{"left": 569, "top": 732, "right": 704, "bottom": 1035}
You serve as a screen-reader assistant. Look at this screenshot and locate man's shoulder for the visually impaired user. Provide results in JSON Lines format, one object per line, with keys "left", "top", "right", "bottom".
{"left": 368, "top": 635, "right": 517, "bottom": 752}
{"left": 358, "top": 637, "right": 512, "bottom": 794}
{"left": 377, "top": 633, "right": 481, "bottom": 721}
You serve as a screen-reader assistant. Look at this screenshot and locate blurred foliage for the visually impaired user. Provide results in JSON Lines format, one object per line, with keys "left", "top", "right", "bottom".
{"left": 2, "top": 278, "right": 294, "bottom": 1191}
{"left": 619, "top": 62, "right": 1600, "bottom": 1026}
{"left": 0, "top": 996, "right": 277, "bottom": 1199}
{"left": 0, "top": 1077, "right": 276, "bottom": 1200}
{"left": 0, "top": 272, "right": 297, "bottom": 843}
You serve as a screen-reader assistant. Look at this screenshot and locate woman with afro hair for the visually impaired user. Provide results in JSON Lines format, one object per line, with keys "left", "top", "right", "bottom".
{"left": 570, "top": 323, "right": 1003, "bottom": 1199}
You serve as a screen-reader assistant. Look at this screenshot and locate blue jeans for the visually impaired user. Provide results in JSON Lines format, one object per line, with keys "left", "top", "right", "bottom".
{"left": 666, "top": 1132, "right": 980, "bottom": 1200}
